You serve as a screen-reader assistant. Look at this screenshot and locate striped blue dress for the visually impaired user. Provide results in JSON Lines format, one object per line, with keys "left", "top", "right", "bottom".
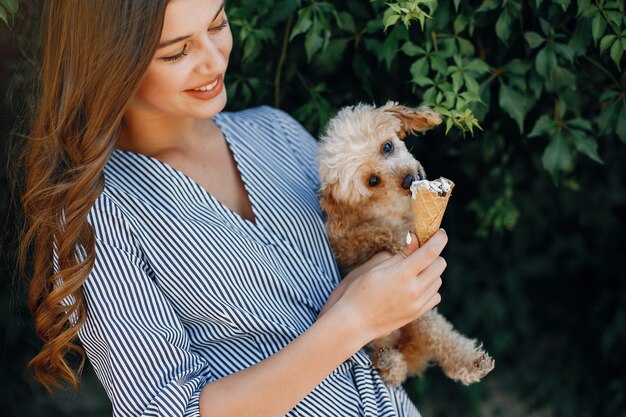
{"left": 79, "top": 106, "right": 422, "bottom": 417}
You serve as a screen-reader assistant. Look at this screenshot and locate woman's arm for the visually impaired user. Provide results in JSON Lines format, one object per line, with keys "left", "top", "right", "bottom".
{"left": 199, "top": 230, "right": 447, "bottom": 417}
{"left": 199, "top": 300, "right": 368, "bottom": 417}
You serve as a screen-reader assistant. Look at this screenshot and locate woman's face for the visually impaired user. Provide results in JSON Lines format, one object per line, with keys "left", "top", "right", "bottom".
{"left": 129, "top": 0, "right": 232, "bottom": 120}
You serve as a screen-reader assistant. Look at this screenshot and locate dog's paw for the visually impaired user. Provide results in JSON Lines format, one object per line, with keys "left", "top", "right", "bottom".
{"left": 372, "top": 347, "right": 408, "bottom": 387}
{"left": 455, "top": 352, "right": 495, "bottom": 385}
{"left": 473, "top": 353, "right": 495, "bottom": 374}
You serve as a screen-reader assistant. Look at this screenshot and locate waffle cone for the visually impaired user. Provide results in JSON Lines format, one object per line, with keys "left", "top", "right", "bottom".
{"left": 411, "top": 180, "right": 455, "bottom": 246}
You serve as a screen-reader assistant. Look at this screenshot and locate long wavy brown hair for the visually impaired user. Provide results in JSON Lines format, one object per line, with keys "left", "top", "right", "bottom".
{"left": 17, "top": 0, "right": 169, "bottom": 392}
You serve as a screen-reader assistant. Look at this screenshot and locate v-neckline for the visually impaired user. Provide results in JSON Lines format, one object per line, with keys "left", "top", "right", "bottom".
{"left": 112, "top": 112, "right": 260, "bottom": 228}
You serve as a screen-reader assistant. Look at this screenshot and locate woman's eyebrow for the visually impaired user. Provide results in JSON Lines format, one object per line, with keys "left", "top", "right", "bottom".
{"left": 157, "top": 0, "right": 226, "bottom": 49}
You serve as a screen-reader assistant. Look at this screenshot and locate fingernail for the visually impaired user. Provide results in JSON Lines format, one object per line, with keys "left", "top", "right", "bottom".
{"left": 440, "top": 228, "right": 446, "bottom": 234}
{"left": 406, "top": 232, "right": 412, "bottom": 245}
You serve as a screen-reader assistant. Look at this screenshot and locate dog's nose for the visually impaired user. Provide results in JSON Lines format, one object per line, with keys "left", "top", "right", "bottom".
{"left": 402, "top": 174, "right": 415, "bottom": 190}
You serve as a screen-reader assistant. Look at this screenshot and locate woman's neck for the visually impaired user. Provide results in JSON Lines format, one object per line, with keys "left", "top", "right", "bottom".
{"left": 117, "top": 113, "right": 220, "bottom": 159}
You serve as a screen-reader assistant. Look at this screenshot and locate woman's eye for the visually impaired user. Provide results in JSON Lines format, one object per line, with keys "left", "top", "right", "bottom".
{"left": 382, "top": 141, "right": 394, "bottom": 155}
{"left": 210, "top": 19, "right": 229, "bottom": 32}
{"left": 163, "top": 45, "right": 189, "bottom": 62}
{"left": 161, "top": 20, "right": 229, "bottom": 63}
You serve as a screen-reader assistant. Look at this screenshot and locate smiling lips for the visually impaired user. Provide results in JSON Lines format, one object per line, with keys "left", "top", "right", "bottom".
{"left": 193, "top": 77, "right": 220, "bottom": 91}
{"left": 185, "top": 75, "right": 224, "bottom": 100}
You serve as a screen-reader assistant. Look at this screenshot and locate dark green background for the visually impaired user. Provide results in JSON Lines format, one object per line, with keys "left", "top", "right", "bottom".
{"left": 2, "top": 1, "right": 625, "bottom": 416}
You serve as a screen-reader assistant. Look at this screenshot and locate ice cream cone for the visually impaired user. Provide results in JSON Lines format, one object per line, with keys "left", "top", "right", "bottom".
{"left": 410, "top": 178, "right": 455, "bottom": 246}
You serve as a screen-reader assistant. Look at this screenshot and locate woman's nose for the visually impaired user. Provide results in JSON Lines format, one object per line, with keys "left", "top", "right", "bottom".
{"left": 197, "top": 37, "right": 227, "bottom": 72}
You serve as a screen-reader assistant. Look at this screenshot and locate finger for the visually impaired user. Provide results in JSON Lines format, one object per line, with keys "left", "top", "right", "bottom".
{"left": 397, "top": 231, "right": 419, "bottom": 259}
{"left": 403, "top": 229, "right": 448, "bottom": 273}
{"left": 416, "top": 291, "right": 442, "bottom": 318}
{"left": 416, "top": 257, "right": 447, "bottom": 287}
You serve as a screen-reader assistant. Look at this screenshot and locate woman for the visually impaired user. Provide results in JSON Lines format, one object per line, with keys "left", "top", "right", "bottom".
{"left": 19, "top": 0, "right": 447, "bottom": 415}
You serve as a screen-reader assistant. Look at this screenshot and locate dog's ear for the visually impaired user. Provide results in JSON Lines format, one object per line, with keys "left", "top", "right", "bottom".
{"left": 382, "top": 101, "right": 442, "bottom": 139}
{"left": 319, "top": 190, "right": 344, "bottom": 237}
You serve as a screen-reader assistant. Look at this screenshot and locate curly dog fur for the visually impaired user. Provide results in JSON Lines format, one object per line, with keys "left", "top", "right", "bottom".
{"left": 317, "top": 101, "right": 495, "bottom": 386}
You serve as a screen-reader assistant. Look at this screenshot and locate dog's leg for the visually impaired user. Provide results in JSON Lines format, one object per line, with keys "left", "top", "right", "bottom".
{"left": 400, "top": 310, "right": 495, "bottom": 385}
{"left": 367, "top": 333, "right": 408, "bottom": 387}
{"left": 329, "top": 223, "right": 405, "bottom": 271}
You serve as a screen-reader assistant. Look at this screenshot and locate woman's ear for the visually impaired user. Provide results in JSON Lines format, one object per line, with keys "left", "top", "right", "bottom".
{"left": 382, "top": 101, "right": 442, "bottom": 139}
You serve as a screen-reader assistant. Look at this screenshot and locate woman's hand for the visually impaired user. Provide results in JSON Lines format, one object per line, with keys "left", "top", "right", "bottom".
{"left": 318, "top": 250, "right": 394, "bottom": 319}
{"left": 325, "top": 230, "right": 447, "bottom": 344}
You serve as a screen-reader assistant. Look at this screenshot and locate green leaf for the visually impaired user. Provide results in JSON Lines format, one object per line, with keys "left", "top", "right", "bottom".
{"left": 503, "top": 58, "right": 531, "bottom": 75}
{"left": 539, "top": 18, "right": 552, "bottom": 36}
{"left": 542, "top": 132, "right": 572, "bottom": 184}
{"left": 445, "top": 117, "right": 454, "bottom": 134}
{"left": 402, "top": 42, "right": 425, "bottom": 57}
{"left": 2, "top": 0, "right": 17, "bottom": 14}
{"left": 610, "top": 39, "right": 623, "bottom": 69}
{"left": 422, "top": 86, "right": 437, "bottom": 105}
{"left": 528, "top": 115, "right": 558, "bottom": 137}
{"left": 606, "top": 10, "right": 622, "bottom": 28}
{"left": 552, "top": 66, "right": 577, "bottom": 92}
{"left": 0, "top": 6, "right": 6, "bottom": 26}
{"left": 499, "top": 82, "right": 528, "bottom": 133}
{"left": 617, "top": 104, "right": 626, "bottom": 142}
{"left": 458, "top": 37, "right": 475, "bottom": 55}
{"left": 464, "top": 74, "right": 480, "bottom": 95}
{"left": 430, "top": 54, "right": 447, "bottom": 73}
{"left": 599, "top": 90, "right": 619, "bottom": 102}
{"left": 566, "top": 118, "right": 592, "bottom": 131}
{"left": 443, "top": 91, "right": 456, "bottom": 107}
{"left": 595, "top": 99, "right": 620, "bottom": 134}
{"left": 569, "top": 128, "right": 604, "bottom": 163}
{"left": 365, "top": 19, "right": 384, "bottom": 34}
{"left": 592, "top": 13, "right": 606, "bottom": 43}
{"left": 577, "top": 0, "right": 592, "bottom": 16}
{"left": 290, "top": 9, "right": 312, "bottom": 41}
{"left": 384, "top": 12, "right": 401, "bottom": 31}
{"left": 469, "top": 80, "right": 492, "bottom": 121}
{"left": 600, "top": 34, "right": 616, "bottom": 54}
{"left": 452, "top": 72, "right": 464, "bottom": 93}
{"left": 336, "top": 11, "right": 357, "bottom": 34}
{"left": 476, "top": 0, "right": 501, "bottom": 13}
{"left": 465, "top": 59, "right": 491, "bottom": 74}
{"left": 313, "top": 38, "right": 350, "bottom": 73}
{"left": 555, "top": 43, "right": 575, "bottom": 62}
{"left": 535, "top": 46, "right": 557, "bottom": 78}
{"left": 569, "top": 18, "right": 592, "bottom": 55}
{"left": 524, "top": 31, "right": 545, "bottom": 48}
{"left": 304, "top": 28, "right": 324, "bottom": 62}
{"left": 495, "top": 9, "right": 512, "bottom": 45}
{"left": 553, "top": 0, "right": 571, "bottom": 11}
{"left": 413, "top": 76, "right": 435, "bottom": 87}
{"left": 410, "top": 57, "right": 429, "bottom": 80}
{"left": 454, "top": 15, "right": 468, "bottom": 34}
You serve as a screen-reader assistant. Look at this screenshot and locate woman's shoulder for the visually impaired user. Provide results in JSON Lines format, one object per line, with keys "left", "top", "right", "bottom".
{"left": 88, "top": 187, "right": 136, "bottom": 228}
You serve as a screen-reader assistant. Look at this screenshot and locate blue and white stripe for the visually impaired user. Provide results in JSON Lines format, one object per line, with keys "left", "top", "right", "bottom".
{"left": 79, "top": 106, "right": 422, "bottom": 416}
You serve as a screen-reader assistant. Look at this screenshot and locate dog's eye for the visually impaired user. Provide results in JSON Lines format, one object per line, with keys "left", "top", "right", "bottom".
{"left": 382, "top": 141, "right": 394, "bottom": 155}
{"left": 368, "top": 175, "right": 381, "bottom": 187}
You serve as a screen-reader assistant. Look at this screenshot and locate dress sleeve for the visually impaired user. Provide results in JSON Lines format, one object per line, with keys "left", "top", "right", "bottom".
{"left": 79, "top": 194, "right": 214, "bottom": 417}
{"left": 268, "top": 106, "right": 321, "bottom": 189}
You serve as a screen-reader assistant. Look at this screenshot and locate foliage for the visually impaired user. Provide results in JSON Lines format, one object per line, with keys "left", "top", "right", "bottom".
{"left": 2, "top": 0, "right": 625, "bottom": 416}
{"left": 0, "top": 0, "right": 18, "bottom": 26}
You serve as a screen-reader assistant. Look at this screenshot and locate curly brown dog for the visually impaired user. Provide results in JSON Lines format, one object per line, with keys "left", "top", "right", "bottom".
{"left": 317, "top": 101, "right": 495, "bottom": 386}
